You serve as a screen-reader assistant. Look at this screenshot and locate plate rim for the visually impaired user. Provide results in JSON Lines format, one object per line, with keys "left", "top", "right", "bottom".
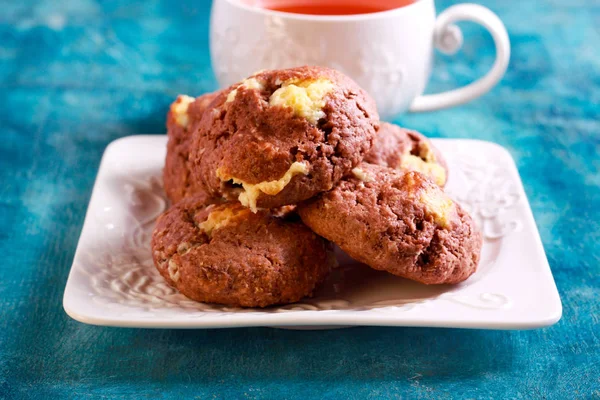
{"left": 62, "top": 135, "right": 562, "bottom": 330}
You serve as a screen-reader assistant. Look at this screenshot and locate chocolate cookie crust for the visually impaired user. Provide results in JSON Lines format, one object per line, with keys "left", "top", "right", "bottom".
{"left": 298, "top": 164, "right": 481, "bottom": 285}
{"left": 364, "top": 122, "right": 449, "bottom": 187}
{"left": 151, "top": 194, "right": 335, "bottom": 307}
{"left": 164, "top": 92, "right": 219, "bottom": 203}
{"left": 190, "top": 66, "right": 380, "bottom": 211}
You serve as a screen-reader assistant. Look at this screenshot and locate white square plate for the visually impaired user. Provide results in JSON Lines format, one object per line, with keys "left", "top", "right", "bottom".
{"left": 63, "top": 136, "right": 562, "bottom": 330}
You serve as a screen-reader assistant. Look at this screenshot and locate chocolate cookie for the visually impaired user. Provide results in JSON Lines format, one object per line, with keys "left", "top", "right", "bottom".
{"left": 190, "top": 66, "right": 379, "bottom": 212}
{"left": 164, "top": 92, "right": 219, "bottom": 203}
{"left": 297, "top": 164, "right": 481, "bottom": 285}
{"left": 151, "top": 194, "right": 335, "bottom": 307}
{"left": 364, "top": 122, "right": 448, "bottom": 187}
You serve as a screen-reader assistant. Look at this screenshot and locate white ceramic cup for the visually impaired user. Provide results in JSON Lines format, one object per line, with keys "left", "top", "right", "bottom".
{"left": 210, "top": 0, "right": 510, "bottom": 118}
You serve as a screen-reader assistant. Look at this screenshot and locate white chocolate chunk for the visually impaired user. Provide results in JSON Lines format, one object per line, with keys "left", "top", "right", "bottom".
{"left": 168, "top": 259, "right": 180, "bottom": 282}
{"left": 352, "top": 167, "right": 374, "bottom": 183}
{"left": 226, "top": 78, "right": 265, "bottom": 103}
{"left": 399, "top": 143, "right": 446, "bottom": 186}
{"left": 269, "top": 78, "right": 334, "bottom": 124}
{"left": 419, "top": 188, "right": 455, "bottom": 228}
{"left": 171, "top": 95, "right": 195, "bottom": 127}
{"left": 177, "top": 242, "right": 190, "bottom": 254}
{"left": 401, "top": 155, "right": 447, "bottom": 187}
{"left": 199, "top": 206, "right": 250, "bottom": 236}
{"left": 217, "top": 162, "right": 309, "bottom": 212}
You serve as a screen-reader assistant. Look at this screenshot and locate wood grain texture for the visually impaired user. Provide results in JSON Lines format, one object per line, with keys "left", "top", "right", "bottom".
{"left": 0, "top": 0, "right": 599, "bottom": 398}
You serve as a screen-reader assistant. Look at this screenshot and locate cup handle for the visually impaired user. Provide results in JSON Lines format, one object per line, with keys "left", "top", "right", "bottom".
{"left": 409, "top": 4, "right": 510, "bottom": 113}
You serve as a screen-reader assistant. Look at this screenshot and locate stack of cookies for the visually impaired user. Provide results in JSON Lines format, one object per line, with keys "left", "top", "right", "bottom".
{"left": 152, "top": 66, "right": 482, "bottom": 308}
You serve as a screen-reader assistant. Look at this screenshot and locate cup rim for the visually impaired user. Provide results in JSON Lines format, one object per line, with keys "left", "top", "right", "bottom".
{"left": 223, "top": 0, "right": 426, "bottom": 21}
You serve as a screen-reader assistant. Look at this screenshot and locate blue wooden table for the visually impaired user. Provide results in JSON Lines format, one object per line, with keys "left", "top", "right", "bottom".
{"left": 1, "top": 0, "right": 599, "bottom": 398}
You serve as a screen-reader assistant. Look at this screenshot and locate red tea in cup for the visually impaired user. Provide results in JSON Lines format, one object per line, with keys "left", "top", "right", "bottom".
{"left": 260, "top": 0, "right": 416, "bottom": 15}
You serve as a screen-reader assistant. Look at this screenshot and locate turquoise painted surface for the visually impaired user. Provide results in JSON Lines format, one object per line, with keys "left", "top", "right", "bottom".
{"left": 1, "top": 0, "right": 599, "bottom": 398}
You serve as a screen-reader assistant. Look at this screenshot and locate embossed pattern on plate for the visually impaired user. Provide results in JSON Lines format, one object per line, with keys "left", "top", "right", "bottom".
{"left": 63, "top": 136, "right": 562, "bottom": 329}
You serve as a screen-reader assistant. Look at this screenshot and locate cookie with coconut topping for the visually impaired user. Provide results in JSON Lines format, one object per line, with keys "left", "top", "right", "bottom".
{"left": 190, "top": 66, "right": 379, "bottom": 212}
{"left": 364, "top": 122, "right": 449, "bottom": 187}
{"left": 164, "top": 91, "right": 220, "bottom": 203}
{"left": 297, "top": 164, "right": 481, "bottom": 285}
{"left": 151, "top": 194, "right": 335, "bottom": 308}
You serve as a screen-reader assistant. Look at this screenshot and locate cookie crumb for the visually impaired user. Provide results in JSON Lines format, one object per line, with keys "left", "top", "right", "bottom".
{"left": 171, "top": 95, "right": 195, "bottom": 127}
{"left": 269, "top": 78, "right": 334, "bottom": 124}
